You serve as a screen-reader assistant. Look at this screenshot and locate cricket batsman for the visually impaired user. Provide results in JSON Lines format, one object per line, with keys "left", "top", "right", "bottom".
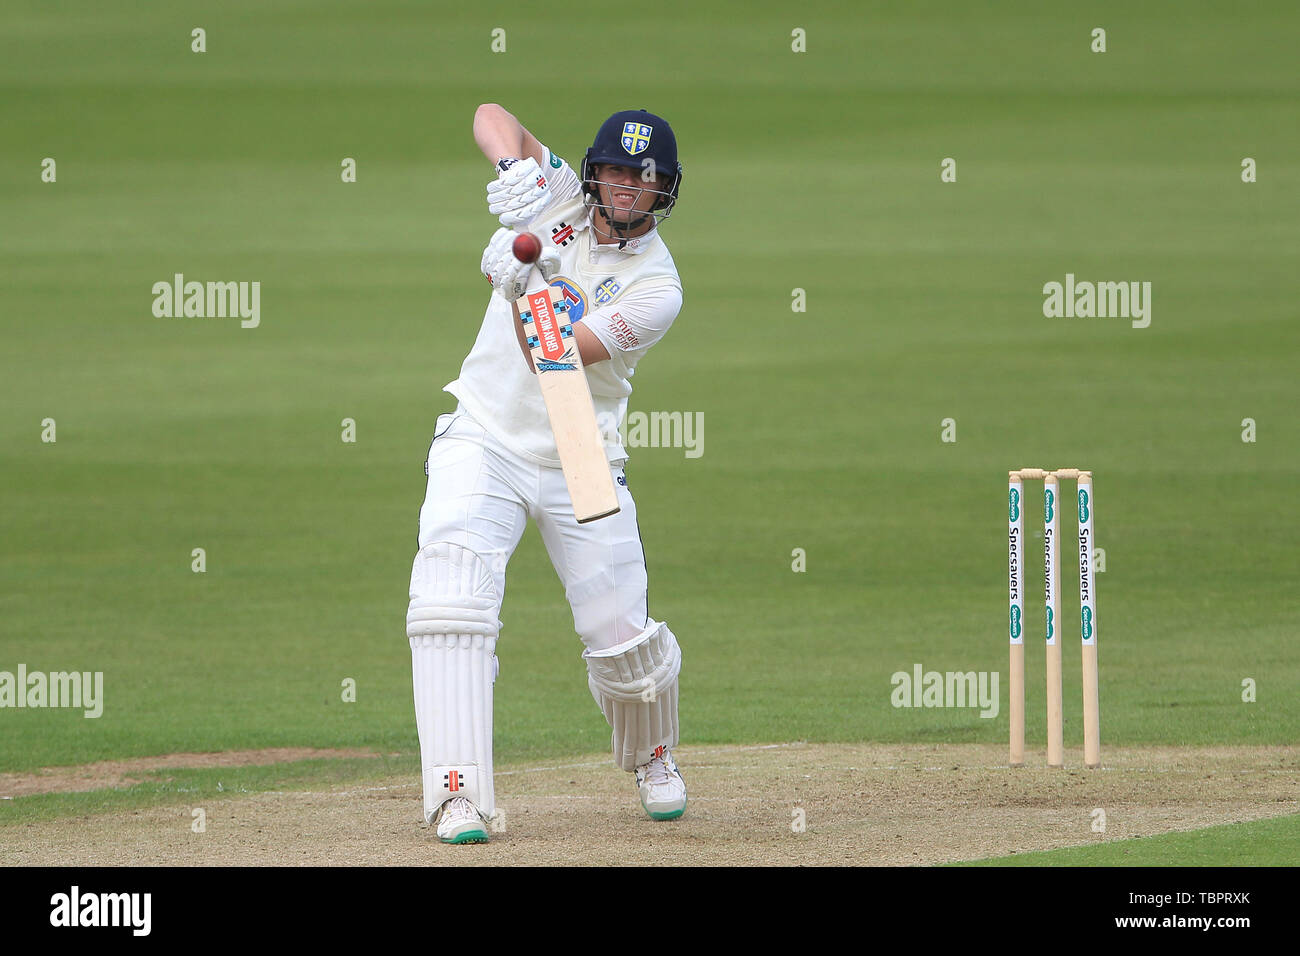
{"left": 405, "top": 105, "right": 686, "bottom": 844}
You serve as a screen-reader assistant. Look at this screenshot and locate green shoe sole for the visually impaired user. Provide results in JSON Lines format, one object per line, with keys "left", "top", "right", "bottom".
{"left": 645, "top": 797, "right": 687, "bottom": 821}
{"left": 442, "top": 829, "right": 489, "bottom": 845}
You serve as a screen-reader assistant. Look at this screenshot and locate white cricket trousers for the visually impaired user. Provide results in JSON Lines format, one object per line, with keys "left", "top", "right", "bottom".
{"left": 415, "top": 405, "right": 651, "bottom": 652}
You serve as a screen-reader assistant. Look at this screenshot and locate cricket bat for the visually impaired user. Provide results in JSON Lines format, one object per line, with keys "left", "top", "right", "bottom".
{"left": 512, "top": 258, "right": 620, "bottom": 524}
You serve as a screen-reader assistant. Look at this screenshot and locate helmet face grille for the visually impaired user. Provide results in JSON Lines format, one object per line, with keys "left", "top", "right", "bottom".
{"left": 581, "top": 110, "right": 682, "bottom": 232}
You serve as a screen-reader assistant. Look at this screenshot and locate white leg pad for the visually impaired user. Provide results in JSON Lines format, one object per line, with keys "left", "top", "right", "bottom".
{"left": 585, "top": 620, "right": 682, "bottom": 772}
{"left": 408, "top": 542, "right": 501, "bottom": 823}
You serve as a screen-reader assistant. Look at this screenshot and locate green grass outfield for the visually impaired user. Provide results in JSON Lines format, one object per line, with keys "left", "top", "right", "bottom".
{"left": 960, "top": 813, "right": 1300, "bottom": 867}
{"left": 2, "top": 0, "right": 1297, "bottom": 861}
{"left": 0, "top": 756, "right": 414, "bottom": 827}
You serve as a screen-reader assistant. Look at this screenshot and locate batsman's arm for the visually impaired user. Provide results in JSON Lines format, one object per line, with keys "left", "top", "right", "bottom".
{"left": 474, "top": 104, "right": 544, "bottom": 168}
{"left": 571, "top": 323, "right": 610, "bottom": 365}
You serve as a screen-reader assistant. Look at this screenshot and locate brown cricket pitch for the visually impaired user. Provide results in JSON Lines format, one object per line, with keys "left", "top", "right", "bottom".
{"left": 3, "top": 743, "right": 1295, "bottom": 866}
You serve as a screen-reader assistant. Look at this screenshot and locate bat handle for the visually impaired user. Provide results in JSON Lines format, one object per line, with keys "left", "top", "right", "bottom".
{"left": 522, "top": 265, "right": 550, "bottom": 296}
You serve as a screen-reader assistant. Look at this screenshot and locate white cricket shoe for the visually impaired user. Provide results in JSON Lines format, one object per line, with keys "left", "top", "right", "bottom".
{"left": 433, "top": 796, "right": 489, "bottom": 844}
{"left": 635, "top": 746, "right": 687, "bottom": 820}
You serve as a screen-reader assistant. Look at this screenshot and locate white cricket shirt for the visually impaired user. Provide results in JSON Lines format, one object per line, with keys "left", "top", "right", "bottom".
{"left": 445, "top": 146, "right": 683, "bottom": 466}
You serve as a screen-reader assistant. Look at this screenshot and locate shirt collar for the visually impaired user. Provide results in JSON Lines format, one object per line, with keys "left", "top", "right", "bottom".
{"left": 582, "top": 208, "right": 658, "bottom": 256}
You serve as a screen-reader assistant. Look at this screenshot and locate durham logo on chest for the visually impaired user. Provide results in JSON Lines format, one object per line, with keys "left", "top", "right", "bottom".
{"left": 594, "top": 277, "right": 622, "bottom": 306}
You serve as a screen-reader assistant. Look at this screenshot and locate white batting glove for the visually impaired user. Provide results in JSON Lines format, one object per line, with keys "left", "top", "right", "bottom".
{"left": 480, "top": 227, "right": 528, "bottom": 300}
{"left": 486, "top": 157, "right": 555, "bottom": 227}
{"left": 480, "top": 228, "right": 562, "bottom": 301}
{"left": 480, "top": 227, "right": 514, "bottom": 281}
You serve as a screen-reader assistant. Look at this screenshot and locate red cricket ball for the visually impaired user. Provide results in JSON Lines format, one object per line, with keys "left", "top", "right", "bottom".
{"left": 512, "top": 232, "right": 542, "bottom": 264}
